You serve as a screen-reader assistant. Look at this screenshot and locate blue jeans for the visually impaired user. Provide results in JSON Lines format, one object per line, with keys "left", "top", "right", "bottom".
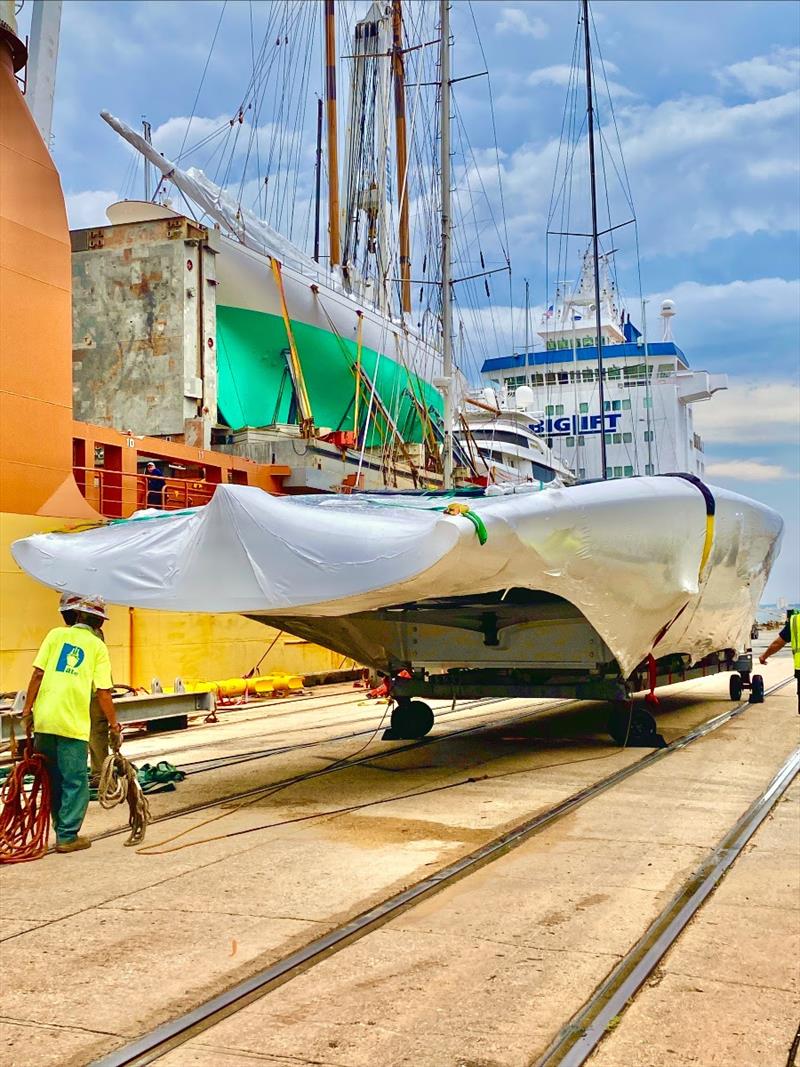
{"left": 34, "top": 733, "right": 90, "bottom": 844}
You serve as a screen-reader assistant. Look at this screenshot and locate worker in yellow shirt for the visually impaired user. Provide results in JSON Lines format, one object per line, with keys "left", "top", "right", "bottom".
{"left": 22, "top": 595, "right": 121, "bottom": 853}
{"left": 760, "top": 610, "right": 800, "bottom": 713}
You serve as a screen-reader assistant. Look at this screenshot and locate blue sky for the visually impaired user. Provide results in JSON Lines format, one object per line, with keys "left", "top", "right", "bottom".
{"left": 19, "top": 0, "right": 799, "bottom": 600}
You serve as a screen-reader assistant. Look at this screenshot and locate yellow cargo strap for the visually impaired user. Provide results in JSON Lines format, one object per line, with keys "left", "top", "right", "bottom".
{"left": 353, "top": 311, "right": 363, "bottom": 435}
{"left": 699, "top": 513, "right": 715, "bottom": 576}
{"left": 270, "top": 258, "right": 314, "bottom": 434}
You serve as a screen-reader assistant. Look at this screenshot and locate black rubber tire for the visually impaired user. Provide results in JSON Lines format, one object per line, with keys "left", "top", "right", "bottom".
{"left": 749, "top": 674, "right": 764, "bottom": 704}
{"left": 391, "top": 700, "right": 435, "bottom": 740}
{"left": 729, "top": 674, "right": 743, "bottom": 701}
{"left": 608, "top": 704, "right": 658, "bottom": 746}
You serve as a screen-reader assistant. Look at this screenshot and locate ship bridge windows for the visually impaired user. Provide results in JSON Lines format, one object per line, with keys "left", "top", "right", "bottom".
{"left": 658, "top": 363, "right": 675, "bottom": 377}
{"left": 545, "top": 404, "right": 565, "bottom": 416}
{"left": 471, "top": 428, "right": 538, "bottom": 450}
{"left": 607, "top": 366, "right": 621, "bottom": 380}
{"left": 623, "top": 363, "right": 648, "bottom": 381}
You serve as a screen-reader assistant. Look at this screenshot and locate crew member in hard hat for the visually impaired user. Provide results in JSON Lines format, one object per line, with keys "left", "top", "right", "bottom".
{"left": 22, "top": 595, "right": 121, "bottom": 852}
{"left": 760, "top": 610, "right": 800, "bottom": 713}
{"left": 56, "top": 591, "right": 112, "bottom": 788}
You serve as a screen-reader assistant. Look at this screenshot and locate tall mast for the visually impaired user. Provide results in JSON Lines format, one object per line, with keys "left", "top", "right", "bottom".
{"left": 439, "top": 0, "right": 453, "bottom": 489}
{"left": 324, "top": 0, "right": 341, "bottom": 266}
{"left": 26, "top": 0, "right": 62, "bottom": 146}
{"left": 524, "top": 278, "right": 530, "bottom": 387}
{"left": 313, "top": 97, "right": 323, "bottom": 262}
{"left": 582, "top": 0, "right": 608, "bottom": 480}
{"left": 391, "top": 0, "right": 411, "bottom": 314}
{"left": 142, "top": 119, "right": 152, "bottom": 201}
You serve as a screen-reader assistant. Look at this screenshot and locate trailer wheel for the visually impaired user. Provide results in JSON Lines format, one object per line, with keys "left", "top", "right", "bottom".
{"left": 729, "top": 674, "right": 743, "bottom": 701}
{"left": 608, "top": 704, "right": 660, "bottom": 747}
{"left": 390, "top": 700, "right": 434, "bottom": 740}
{"left": 749, "top": 674, "right": 764, "bottom": 704}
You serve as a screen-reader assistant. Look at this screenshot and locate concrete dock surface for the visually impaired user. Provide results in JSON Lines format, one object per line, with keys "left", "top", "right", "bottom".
{"left": 1, "top": 646, "right": 797, "bottom": 1067}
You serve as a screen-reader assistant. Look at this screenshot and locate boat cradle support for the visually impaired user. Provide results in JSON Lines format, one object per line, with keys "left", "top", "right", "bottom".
{"left": 393, "top": 649, "right": 747, "bottom": 708}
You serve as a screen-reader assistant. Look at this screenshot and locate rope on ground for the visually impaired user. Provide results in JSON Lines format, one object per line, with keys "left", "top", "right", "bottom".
{"left": 98, "top": 735, "right": 151, "bottom": 847}
{"left": 0, "top": 725, "right": 51, "bottom": 864}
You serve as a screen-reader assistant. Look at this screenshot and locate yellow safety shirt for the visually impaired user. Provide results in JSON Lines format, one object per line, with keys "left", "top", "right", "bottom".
{"left": 791, "top": 613, "right": 800, "bottom": 671}
{"left": 32, "top": 625, "right": 113, "bottom": 742}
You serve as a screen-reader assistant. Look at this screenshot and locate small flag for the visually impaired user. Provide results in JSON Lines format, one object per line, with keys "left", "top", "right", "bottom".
{"left": 544, "top": 305, "right": 554, "bottom": 319}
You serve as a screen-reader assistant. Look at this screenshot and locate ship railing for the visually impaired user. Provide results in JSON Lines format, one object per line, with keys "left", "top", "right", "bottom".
{"left": 73, "top": 466, "right": 218, "bottom": 519}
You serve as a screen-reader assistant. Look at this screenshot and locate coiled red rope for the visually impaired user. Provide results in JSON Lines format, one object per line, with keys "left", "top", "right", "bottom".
{"left": 0, "top": 729, "right": 51, "bottom": 864}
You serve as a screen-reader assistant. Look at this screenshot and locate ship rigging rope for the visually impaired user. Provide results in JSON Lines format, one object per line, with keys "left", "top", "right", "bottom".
{"left": 0, "top": 727, "right": 51, "bottom": 864}
{"left": 98, "top": 733, "right": 150, "bottom": 847}
{"left": 178, "top": 0, "right": 229, "bottom": 164}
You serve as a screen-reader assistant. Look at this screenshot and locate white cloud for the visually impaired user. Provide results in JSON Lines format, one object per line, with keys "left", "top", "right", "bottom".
{"left": 718, "top": 46, "right": 800, "bottom": 99}
{"left": 705, "top": 460, "right": 794, "bottom": 482}
{"left": 66, "top": 189, "right": 119, "bottom": 229}
{"left": 620, "top": 90, "right": 799, "bottom": 167}
{"left": 526, "top": 63, "right": 634, "bottom": 98}
{"left": 461, "top": 81, "right": 800, "bottom": 261}
{"left": 747, "top": 157, "right": 800, "bottom": 181}
{"left": 495, "top": 7, "right": 548, "bottom": 40}
{"left": 693, "top": 379, "right": 800, "bottom": 446}
{"left": 645, "top": 278, "right": 800, "bottom": 345}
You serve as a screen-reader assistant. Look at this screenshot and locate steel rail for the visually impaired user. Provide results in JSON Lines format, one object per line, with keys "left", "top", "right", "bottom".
{"left": 535, "top": 742, "right": 800, "bottom": 1066}
{"left": 89, "top": 675, "right": 794, "bottom": 1067}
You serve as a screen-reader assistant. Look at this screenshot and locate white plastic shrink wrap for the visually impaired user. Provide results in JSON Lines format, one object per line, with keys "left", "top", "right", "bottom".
{"left": 12, "top": 478, "right": 782, "bottom": 678}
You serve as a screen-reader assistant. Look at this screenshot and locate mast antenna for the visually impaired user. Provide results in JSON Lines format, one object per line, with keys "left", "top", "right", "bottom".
{"left": 524, "top": 278, "right": 530, "bottom": 387}
{"left": 439, "top": 0, "right": 453, "bottom": 489}
{"left": 313, "top": 97, "right": 323, "bottom": 262}
{"left": 324, "top": 1, "right": 341, "bottom": 267}
{"left": 142, "top": 119, "right": 152, "bottom": 201}
{"left": 582, "top": 0, "right": 608, "bottom": 480}
{"left": 26, "top": 0, "right": 62, "bottom": 146}
{"left": 392, "top": 0, "right": 412, "bottom": 314}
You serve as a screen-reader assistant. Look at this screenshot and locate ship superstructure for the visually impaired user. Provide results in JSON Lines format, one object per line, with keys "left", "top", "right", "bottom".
{"left": 480, "top": 252, "right": 727, "bottom": 481}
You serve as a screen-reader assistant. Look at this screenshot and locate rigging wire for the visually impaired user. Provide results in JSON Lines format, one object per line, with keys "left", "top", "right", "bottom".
{"left": 178, "top": 0, "right": 229, "bottom": 164}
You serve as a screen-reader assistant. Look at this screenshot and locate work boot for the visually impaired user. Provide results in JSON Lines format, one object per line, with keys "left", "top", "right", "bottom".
{"left": 56, "top": 836, "right": 92, "bottom": 853}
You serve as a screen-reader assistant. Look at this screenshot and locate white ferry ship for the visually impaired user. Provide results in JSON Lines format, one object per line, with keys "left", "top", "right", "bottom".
{"left": 479, "top": 251, "right": 727, "bottom": 482}
{"left": 456, "top": 394, "right": 575, "bottom": 487}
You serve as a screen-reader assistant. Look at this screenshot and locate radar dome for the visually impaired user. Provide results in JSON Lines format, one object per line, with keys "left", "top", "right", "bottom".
{"left": 660, "top": 299, "right": 676, "bottom": 315}
{"left": 515, "top": 385, "right": 534, "bottom": 409}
